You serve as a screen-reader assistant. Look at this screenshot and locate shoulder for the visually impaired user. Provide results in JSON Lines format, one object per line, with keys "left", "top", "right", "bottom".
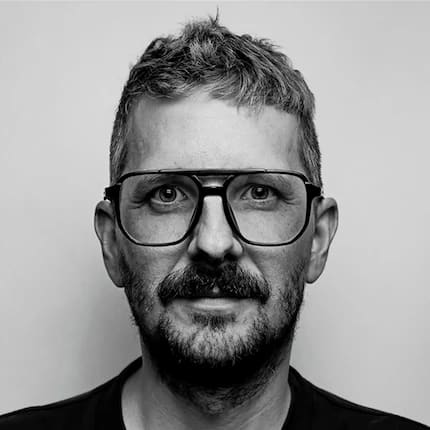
{"left": 0, "top": 358, "right": 142, "bottom": 429}
{"left": 310, "top": 383, "right": 428, "bottom": 429}
{"left": 0, "top": 357, "right": 142, "bottom": 429}
{"left": 289, "top": 367, "right": 429, "bottom": 430}
{"left": 0, "top": 381, "right": 111, "bottom": 430}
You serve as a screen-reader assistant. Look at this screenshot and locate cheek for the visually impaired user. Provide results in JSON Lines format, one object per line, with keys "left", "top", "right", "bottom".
{"left": 119, "top": 239, "right": 187, "bottom": 290}
{"left": 247, "top": 237, "right": 312, "bottom": 298}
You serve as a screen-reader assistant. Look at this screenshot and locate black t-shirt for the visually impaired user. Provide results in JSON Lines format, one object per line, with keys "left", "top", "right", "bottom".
{"left": 0, "top": 358, "right": 427, "bottom": 429}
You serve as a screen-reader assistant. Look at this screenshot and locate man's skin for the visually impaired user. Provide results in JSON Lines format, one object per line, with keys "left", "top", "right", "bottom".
{"left": 95, "top": 91, "right": 338, "bottom": 430}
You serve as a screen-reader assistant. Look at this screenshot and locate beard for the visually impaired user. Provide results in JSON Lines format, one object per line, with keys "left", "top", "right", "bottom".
{"left": 120, "top": 256, "right": 306, "bottom": 412}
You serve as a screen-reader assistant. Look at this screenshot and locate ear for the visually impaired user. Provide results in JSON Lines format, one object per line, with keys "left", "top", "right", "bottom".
{"left": 305, "top": 197, "right": 338, "bottom": 284}
{"left": 94, "top": 200, "right": 123, "bottom": 287}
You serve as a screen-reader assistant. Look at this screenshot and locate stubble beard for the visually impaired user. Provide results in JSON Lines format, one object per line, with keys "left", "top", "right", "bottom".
{"left": 121, "top": 256, "right": 306, "bottom": 414}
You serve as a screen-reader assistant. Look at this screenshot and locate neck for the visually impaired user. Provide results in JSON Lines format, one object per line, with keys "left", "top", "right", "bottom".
{"left": 122, "top": 345, "right": 292, "bottom": 430}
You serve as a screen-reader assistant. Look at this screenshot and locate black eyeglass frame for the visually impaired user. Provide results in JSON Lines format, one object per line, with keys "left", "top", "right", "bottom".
{"left": 104, "top": 169, "right": 322, "bottom": 247}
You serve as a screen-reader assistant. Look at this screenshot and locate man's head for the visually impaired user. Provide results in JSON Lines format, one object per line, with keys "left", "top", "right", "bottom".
{"left": 95, "top": 17, "right": 338, "bottom": 411}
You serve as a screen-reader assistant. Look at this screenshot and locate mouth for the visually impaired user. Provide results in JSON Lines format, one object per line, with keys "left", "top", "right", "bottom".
{"left": 171, "top": 294, "right": 255, "bottom": 316}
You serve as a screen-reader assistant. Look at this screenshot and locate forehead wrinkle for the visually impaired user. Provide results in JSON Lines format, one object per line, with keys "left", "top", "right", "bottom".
{"left": 125, "top": 95, "right": 303, "bottom": 173}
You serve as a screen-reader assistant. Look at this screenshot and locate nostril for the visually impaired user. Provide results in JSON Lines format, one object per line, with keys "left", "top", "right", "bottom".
{"left": 190, "top": 252, "right": 235, "bottom": 269}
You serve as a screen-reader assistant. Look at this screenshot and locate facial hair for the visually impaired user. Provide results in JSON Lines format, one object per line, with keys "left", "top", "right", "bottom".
{"left": 121, "top": 257, "right": 306, "bottom": 413}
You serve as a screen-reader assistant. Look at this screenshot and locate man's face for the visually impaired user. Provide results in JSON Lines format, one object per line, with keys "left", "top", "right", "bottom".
{"left": 113, "top": 93, "right": 315, "bottom": 387}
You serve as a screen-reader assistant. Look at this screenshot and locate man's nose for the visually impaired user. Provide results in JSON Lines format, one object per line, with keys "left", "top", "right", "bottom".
{"left": 188, "top": 196, "right": 243, "bottom": 263}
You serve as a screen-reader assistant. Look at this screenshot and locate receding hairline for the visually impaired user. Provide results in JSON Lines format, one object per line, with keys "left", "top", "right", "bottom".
{"left": 109, "top": 17, "right": 322, "bottom": 187}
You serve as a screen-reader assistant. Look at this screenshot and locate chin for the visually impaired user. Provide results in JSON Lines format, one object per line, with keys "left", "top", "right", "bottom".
{"left": 146, "top": 308, "right": 282, "bottom": 384}
{"left": 163, "top": 309, "right": 262, "bottom": 364}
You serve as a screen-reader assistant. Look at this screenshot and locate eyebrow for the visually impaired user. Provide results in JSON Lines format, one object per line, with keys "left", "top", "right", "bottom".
{"left": 132, "top": 173, "right": 197, "bottom": 188}
{"left": 133, "top": 174, "right": 167, "bottom": 185}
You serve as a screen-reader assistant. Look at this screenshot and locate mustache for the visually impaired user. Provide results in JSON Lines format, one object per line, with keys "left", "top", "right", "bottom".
{"left": 158, "top": 263, "right": 270, "bottom": 305}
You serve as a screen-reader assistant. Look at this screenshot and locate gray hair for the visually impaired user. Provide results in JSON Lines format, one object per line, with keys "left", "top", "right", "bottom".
{"left": 110, "top": 16, "right": 322, "bottom": 187}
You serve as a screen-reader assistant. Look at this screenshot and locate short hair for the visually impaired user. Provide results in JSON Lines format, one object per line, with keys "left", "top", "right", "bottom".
{"left": 110, "top": 17, "right": 322, "bottom": 187}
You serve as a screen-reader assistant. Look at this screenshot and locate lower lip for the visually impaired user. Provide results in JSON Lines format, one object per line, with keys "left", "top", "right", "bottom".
{"left": 175, "top": 298, "right": 247, "bottom": 312}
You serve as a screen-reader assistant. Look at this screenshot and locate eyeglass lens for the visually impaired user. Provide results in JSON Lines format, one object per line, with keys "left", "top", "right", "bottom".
{"left": 119, "top": 173, "right": 307, "bottom": 245}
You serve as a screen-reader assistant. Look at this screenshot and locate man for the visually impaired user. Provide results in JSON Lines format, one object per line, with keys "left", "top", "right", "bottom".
{"left": 0, "top": 17, "right": 427, "bottom": 430}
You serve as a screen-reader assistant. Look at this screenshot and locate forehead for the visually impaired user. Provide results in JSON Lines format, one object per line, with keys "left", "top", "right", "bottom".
{"left": 124, "top": 92, "right": 302, "bottom": 173}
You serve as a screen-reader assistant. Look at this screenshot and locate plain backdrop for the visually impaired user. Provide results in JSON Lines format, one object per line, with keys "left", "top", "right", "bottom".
{"left": 0, "top": 1, "right": 429, "bottom": 425}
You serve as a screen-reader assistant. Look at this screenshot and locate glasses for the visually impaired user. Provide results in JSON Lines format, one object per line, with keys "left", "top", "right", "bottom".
{"left": 104, "top": 169, "right": 322, "bottom": 247}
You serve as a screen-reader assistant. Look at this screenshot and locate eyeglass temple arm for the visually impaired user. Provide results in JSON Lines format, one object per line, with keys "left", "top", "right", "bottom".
{"left": 305, "top": 182, "right": 321, "bottom": 198}
{"left": 104, "top": 185, "right": 120, "bottom": 201}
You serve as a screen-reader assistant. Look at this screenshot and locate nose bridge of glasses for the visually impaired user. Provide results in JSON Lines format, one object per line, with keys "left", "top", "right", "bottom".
{"left": 198, "top": 185, "right": 231, "bottom": 223}
{"left": 190, "top": 193, "right": 237, "bottom": 259}
{"left": 197, "top": 189, "right": 232, "bottom": 232}
{"left": 192, "top": 182, "right": 233, "bottom": 231}
{"left": 201, "top": 184, "right": 226, "bottom": 197}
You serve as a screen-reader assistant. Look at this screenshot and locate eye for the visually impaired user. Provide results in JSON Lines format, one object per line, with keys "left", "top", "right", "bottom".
{"left": 250, "top": 185, "right": 270, "bottom": 200}
{"left": 151, "top": 185, "right": 187, "bottom": 204}
{"left": 157, "top": 186, "right": 177, "bottom": 202}
{"left": 243, "top": 184, "right": 276, "bottom": 200}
